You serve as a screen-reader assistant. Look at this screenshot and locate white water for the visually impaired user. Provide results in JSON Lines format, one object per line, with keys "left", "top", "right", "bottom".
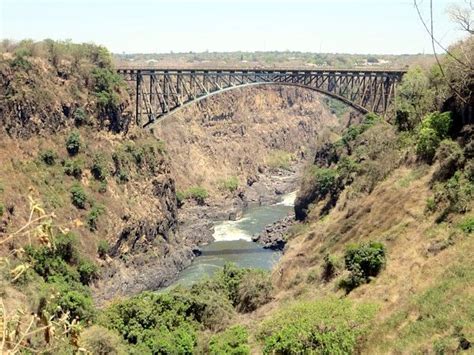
{"left": 212, "top": 190, "right": 297, "bottom": 242}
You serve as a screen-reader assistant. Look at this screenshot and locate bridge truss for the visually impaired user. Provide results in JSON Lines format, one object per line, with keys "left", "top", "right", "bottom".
{"left": 117, "top": 68, "right": 405, "bottom": 127}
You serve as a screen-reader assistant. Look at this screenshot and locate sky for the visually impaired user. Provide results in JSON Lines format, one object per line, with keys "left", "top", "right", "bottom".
{"left": 0, "top": 0, "right": 468, "bottom": 54}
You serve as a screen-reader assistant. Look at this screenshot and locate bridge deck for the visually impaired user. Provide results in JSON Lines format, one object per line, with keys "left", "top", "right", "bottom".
{"left": 117, "top": 67, "right": 407, "bottom": 75}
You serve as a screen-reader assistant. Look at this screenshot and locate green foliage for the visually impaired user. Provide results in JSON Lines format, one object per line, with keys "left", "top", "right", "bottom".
{"left": 41, "top": 278, "right": 95, "bottom": 322}
{"left": 63, "top": 158, "right": 84, "bottom": 179}
{"left": 416, "top": 127, "right": 441, "bottom": 162}
{"left": 87, "top": 204, "right": 105, "bottom": 231}
{"left": 97, "top": 239, "right": 110, "bottom": 258}
{"left": 112, "top": 139, "right": 166, "bottom": 182}
{"left": 218, "top": 176, "right": 239, "bottom": 193}
{"left": 457, "top": 216, "right": 474, "bottom": 234}
{"left": 266, "top": 150, "right": 293, "bottom": 170}
{"left": 92, "top": 67, "right": 123, "bottom": 119}
{"left": 432, "top": 171, "right": 473, "bottom": 222}
{"left": 321, "top": 253, "right": 340, "bottom": 282}
{"left": 395, "top": 66, "right": 435, "bottom": 130}
{"left": 178, "top": 186, "right": 209, "bottom": 205}
{"left": 313, "top": 167, "right": 339, "bottom": 195}
{"left": 323, "top": 97, "right": 348, "bottom": 118}
{"left": 90, "top": 153, "right": 108, "bottom": 181}
{"left": 78, "top": 259, "right": 99, "bottom": 285}
{"left": 70, "top": 183, "right": 87, "bottom": 209}
{"left": 341, "top": 113, "right": 380, "bottom": 146}
{"left": 0, "top": 202, "right": 4, "bottom": 217}
{"left": 209, "top": 325, "right": 250, "bottom": 355}
{"left": 339, "top": 241, "right": 386, "bottom": 293}
{"left": 73, "top": 107, "right": 88, "bottom": 126}
{"left": 66, "top": 131, "right": 82, "bottom": 156}
{"left": 416, "top": 112, "right": 453, "bottom": 162}
{"left": 24, "top": 232, "right": 95, "bottom": 322}
{"left": 100, "top": 291, "right": 197, "bottom": 353}
{"left": 38, "top": 149, "right": 57, "bottom": 165}
{"left": 259, "top": 299, "right": 377, "bottom": 354}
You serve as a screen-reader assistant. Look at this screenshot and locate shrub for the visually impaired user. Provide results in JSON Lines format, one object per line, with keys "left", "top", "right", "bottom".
{"left": 87, "top": 204, "right": 105, "bottom": 231}
{"left": 219, "top": 176, "right": 239, "bottom": 193}
{"left": 416, "top": 127, "right": 441, "bottom": 162}
{"left": 209, "top": 325, "right": 250, "bottom": 355}
{"left": 0, "top": 202, "right": 4, "bottom": 217}
{"left": 99, "top": 292, "right": 197, "bottom": 353}
{"left": 97, "top": 240, "right": 110, "bottom": 258}
{"left": 70, "top": 184, "right": 87, "bottom": 209}
{"left": 339, "top": 241, "right": 386, "bottom": 293}
{"left": 433, "top": 171, "right": 474, "bottom": 221}
{"left": 66, "top": 131, "right": 82, "bottom": 156}
{"left": 44, "top": 280, "right": 95, "bottom": 322}
{"left": 39, "top": 149, "right": 57, "bottom": 165}
{"left": 181, "top": 186, "right": 209, "bottom": 205}
{"left": 63, "top": 158, "right": 84, "bottom": 179}
{"left": 416, "top": 112, "right": 453, "bottom": 163}
{"left": 73, "top": 108, "right": 88, "bottom": 126}
{"left": 78, "top": 259, "right": 99, "bottom": 285}
{"left": 259, "top": 299, "right": 377, "bottom": 354}
{"left": 91, "top": 153, "right": 108, "bottom": 181}
{"left": 55, "top": 232, "right": 80, "bottom": 264}
{"left": 79, "top": 325, "right": 127, "bottom": 355}
{"left": 321, "top": 253, "right": 340, "bottom": 282}
{"left": 458, "top": 216, "right": 474, "bottom": 234}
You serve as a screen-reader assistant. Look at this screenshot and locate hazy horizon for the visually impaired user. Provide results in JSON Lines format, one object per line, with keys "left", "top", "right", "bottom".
{"left": 0, "top": 0, "right": 468, "bottom": 55}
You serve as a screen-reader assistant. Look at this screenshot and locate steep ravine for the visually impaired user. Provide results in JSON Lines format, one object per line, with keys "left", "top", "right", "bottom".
{"left": 93, "top": 86, "right": 342, "bottom": 302}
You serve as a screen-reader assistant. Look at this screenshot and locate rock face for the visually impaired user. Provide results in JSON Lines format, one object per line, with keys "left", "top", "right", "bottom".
{"left": 252, "top": 215, "right": 296, "bottom": 250}
{"left": 152, "top": 86, "right": 339, "bottom": 197}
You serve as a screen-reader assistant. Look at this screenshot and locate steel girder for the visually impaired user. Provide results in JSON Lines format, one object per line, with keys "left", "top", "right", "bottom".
{"left": 116, "top": 68, "right": 405, "bottom": 127}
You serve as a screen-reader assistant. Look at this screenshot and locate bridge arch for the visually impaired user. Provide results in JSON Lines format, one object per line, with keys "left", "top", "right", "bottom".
{"left": 117, "top": 68, "right": 405, "bottom": 128}
{"left": 142, "top": 82, "right": 369, "bottom": 128}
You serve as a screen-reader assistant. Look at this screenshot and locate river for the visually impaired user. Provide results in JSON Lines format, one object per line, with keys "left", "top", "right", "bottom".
{"left": 170, "top": 191, "right": 297, "bottom": 287}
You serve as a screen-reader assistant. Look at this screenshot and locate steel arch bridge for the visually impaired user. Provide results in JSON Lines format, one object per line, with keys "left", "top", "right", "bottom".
{"left": 116, "top": 68, "right": 406, "bottom": 128}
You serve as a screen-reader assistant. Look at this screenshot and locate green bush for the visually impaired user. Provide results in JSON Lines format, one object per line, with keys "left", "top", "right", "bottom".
{"left": 0, "top": 202, "right": 4, "bottom": 217}
{"left": 416, "top": 112, "right": 453, "bottom": 163}
{"left": 39, "top": 149, "right": 57, "bottom": 165}
{"left": 99, "top": 291, "right": 197, "bottom": 353}
{"left": 73, "top": 108, "right": 88, "bottom": 126}
{"left": 259, "top": 299, "right": 377, "bottom": 354}
{"left": 219, "top": 176, "right": 239, "bottom": 193}
{"left": 209, "top": 325, "right": 250, "bottom": 355}
{"left": 97, "top": 240, "right": 110, "bottom": 258}
{"left": 178, "top": 186, "right": 209, "bottom": 205}
{"left": 339, "top": 241, "right": 386, "bottom": 293}
{"left": 321, "top": 253, "right": 340, "bottom": 282}
{"left": 43, "top": 279, "right": 95, "bottom": 322}
{"left": 78, "top": 259, "right": 99, "bottom": 285}
{"left": 70, "top": 184, "right": 87, "bottom": 209}
{"left": 87, "top": 204, "right": 105, "bottom": 231}
{"left": 91, "top": 153, "right": 108, "bottom": 181}
{"left": 66, "top": 131, "right": 82, "bottom": 156}
{"left": 416, "top": 127, "right": 441, "bottom": 162}
{"left": 395, "top": 66, "right": 435, "bottom": 130}
{"left": 433, "top": 171, "right": 473, "bottom": 221}
{"left": 63, "top": 158, "right": 84, "bottom": 179}
{"left": 457, "top": 216, "right": 474, "bottom": 234}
